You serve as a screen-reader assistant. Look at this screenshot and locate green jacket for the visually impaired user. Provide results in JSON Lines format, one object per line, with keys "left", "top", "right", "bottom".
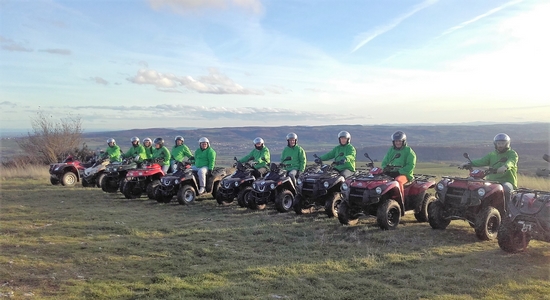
{"left": 381, "top": 145, "right": 416, "bottom": 181}
{"left": 152, "top": 146, "right": 171, "bottom": 166}
{"left": 281, "top": 145, "right": 307, "bottom": 172}
{"left": 239, "top": 146, "right": 270, "bottom": 170}
{"left": 471, "top": 148, "right": 518, "bottom": 189}
{"left": 194, "top": 146, "right": 216, "bottom": 170}
{"left": 319, "top": 143, "right": 356, "bottom": 172}
{"left": 171, "top": 144, "right": 193, "bottom": 162}
{"left": 144, "top": 146, "right": 154, "bottom": 159}
{"left": 124, "top": 145, "right": 147, "bottom": 161}
{"left": 105, "top": 145, "right": 122, "bottom": 162}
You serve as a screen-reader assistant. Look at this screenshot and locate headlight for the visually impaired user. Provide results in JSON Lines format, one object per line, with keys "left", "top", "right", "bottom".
{"left": 234, "top": 181, "right": 239, "bottom": 187}
{"left": 297, "top": 178, "right": 302, "bottom": 186}
{"left": 270, "top": 183, "right": 276, "bottom": 190}
{"left": 437, "top": 183, "right": 445, "bottom": 191}
{"left": 323, "top": 181, "right": 330, "bottom": 188}
{"left": 477, "top": 188, "right": 486, "bottom": 197}
{"left": 252, "top": 183, "right": 256, "bottom": 189}
{"left": 375, "top": 187, "right": 382, "bottom": 194}
{"left": 341, "top": 183, "right": 348, "bottom": 191}
{"left": 224, "top": 182, "right": 230, "bottom": 188}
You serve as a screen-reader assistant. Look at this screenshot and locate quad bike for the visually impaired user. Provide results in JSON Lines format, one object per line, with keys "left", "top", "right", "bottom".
{"left": 248, "top": 157, "right": 296, "bottom": 213}
{"left": 294, "top": 154, "right": 345, "bottom": 217}
{"left": 429, "top": 153, "right": 508, "bottom": 240}
{"left": 100, "top": 156, "right": 139, "bottom": 193}
{"left": 49, "top": 155, "right": 92, "bottom": 187}
{"left": 122, "top": 159, "right": 166, "bottom": 199}
{"left": 81, "top": 154, "right": 111, "bottom": 188}
{"left": 497, "top": 188, "right": 550, "bottom": 253}
{"left": 215, "top": 157, "right": 257, "bottom": 206}
{"left": 339, "top": 152, "right": 437, "bottom": 230}
{"left": 163, "top": 164, "right": 226, "bottom": 205}
{"left": 535, "top": 154, "right": 550, "bottom": 177}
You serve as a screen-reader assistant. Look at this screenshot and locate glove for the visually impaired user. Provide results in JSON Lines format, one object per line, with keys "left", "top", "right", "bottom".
{"left": 314, "top": 158, "right": 322, "bottom": 164}
{"left": 383, "top": 166, "right": 391, "bottom": 173}
{"left": 189, "top": 156, "right": 195, "bottom": 161}
{"left": 497, "top": 165, "right": 507, "bottom": 174}
{"left": 338, "top": 158, "right": 346, "bottom": 165}
{"left": 460, "top": 162, "right": 471, "bottom": 169}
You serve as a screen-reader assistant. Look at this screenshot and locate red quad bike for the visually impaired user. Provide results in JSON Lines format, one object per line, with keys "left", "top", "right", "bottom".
{"left": 294, "top": 154, "right": 345, "bottom": 217}
{"left": 168, "top": 165, "right": 226, "bottom": 205}
{"left": 122, "top": 159, "right": 166, "bottom": 199}
{"left": 429, "top": 153, "right": 508, "bottom": 240}
{"left": 49, "top": 155, "right": 91, "bottom": 187}
{"left": 248, "top": 157, "right": 296, "bottom": 213}
{"left": 215, "top": 157, "right": 257, "bottom": 207}
{"left": 339, "top": 152, "right": 437, "bottom": 230}
{"left": 498, "top": 154, "right": 550, "bottom": 253}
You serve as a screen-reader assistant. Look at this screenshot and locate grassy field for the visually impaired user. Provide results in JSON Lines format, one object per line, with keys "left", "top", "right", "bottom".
{"left": 1, "top": 163, "right": 549, "bottom": 299}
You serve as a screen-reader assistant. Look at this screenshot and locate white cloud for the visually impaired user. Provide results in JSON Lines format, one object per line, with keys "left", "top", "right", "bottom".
{"left": 147, "top": 0, "right": 263, "bottom": 15}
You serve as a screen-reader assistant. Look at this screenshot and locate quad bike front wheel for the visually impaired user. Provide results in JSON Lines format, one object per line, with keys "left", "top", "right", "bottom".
{"left": 377, "top": 199, "right": 401, "bottom": 230}
{"left": 177, "top": 184, "right": 196, "bottom": 205}
{"left": 498, "top": 218, "right": 530, "bottom": 253}
{"left": 146, "top": 180, "right": 160, "bottom": 200}
{"left": 338, "top": 201, "right": 358, "bottom": 226}
{"left": 101, "top": 177, "right": 119, "bottom": 193}
{"left": 96, "top": 173, "right": 106, "bottom": 188}
{"left": 474, "top": 206, "right": 501, "bottom": 241}
{"left": 428, "top": 200, "right": 451, "bottom": 230}
{"left": 237, "top": 186, "right": 252, "bottom": 208}
{"left": 122, "top": 181, "right": 141, "bottom": 199}
{"left": 275, "top": 189, "right": 294, "bottom": 213}
{"left": 324, "top": 192, "right": 342, "bottom": 218}
{"left": 293, "top": 194, "right": 313, "bottom": 215}
{"left": 50, "top": 177, "right": 60, "bottom": 185}
{"left": 414, "top": 193, "right": 436, "bottom": 223}
{"left": 62, "top": 172, "right": 77, "bottom": 187}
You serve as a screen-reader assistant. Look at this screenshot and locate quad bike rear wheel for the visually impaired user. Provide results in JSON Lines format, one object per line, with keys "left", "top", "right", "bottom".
{"left": 275, "top": 189, "right": 294, "bottom": 213}
{"left": 62, "top": 172, "right": 77, "bottom": 187}
{"left": 338, "top": 201, "right": 358, "bottom": 226}
{"left": 498, "top": 218, "right": 530, "bottom": 253}
{"left": 324, "top": 192, "right": 342, "bottom": 218}
{"left": 377, "top": 199, "right": 401, "bottom": 230}
{"left": 414, "top": 193, "right": 436, "bottom": 222}
{"left": 474, "top": 206, "right": 501, "bottom": 241}
{"left": 428, "top": 200, "right": 450, "bottom": 230}
{"left": 177, "top": 185, "right": 196, "bottom": 205}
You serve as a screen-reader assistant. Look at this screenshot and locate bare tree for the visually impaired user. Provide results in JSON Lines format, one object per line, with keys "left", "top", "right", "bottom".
{"left": 16, "top": 111, "right": 84, "bottom": 164}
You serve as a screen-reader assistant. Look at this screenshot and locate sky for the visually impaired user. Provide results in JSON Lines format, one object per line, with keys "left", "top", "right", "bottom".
{"left": 1, "top": 0, "right": 549, "bottom": 133}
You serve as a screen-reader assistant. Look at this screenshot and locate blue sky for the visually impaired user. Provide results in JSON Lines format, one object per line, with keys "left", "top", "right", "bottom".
{"left": 1, "top": 0, "right": 548, "bottom": 132}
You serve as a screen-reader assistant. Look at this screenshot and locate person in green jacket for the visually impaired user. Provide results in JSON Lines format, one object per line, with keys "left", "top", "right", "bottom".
{"left": 192, "top": 137, "right": 216, "bottom": 194}
{"left": 170, "top": 136, "right": 193, "bottom": 173}
{"left": 381, "top": 131, "right": 417, "bottom": 197}
{"left": 152, "top": 137, "right": 171, "bottom": 173}
{"left": 105, "top": 138, "right": 122, "bottom": 162}
{"left": 461, "top": 133, "right": 518, "bottom": 204}
{"left": 238, "top": 137, "right": 270, "bottom": 178}
{"left": 122, "top": 136, "right": 147, "bottom": 162}
{"left": 143, "top": 137, "right": 154, "bottom": 159}
{"left": 315, "top": 131, "right": 356, "bottom": 178}
{"left": 281, "top": 132, "right": 306, "bottom": 185}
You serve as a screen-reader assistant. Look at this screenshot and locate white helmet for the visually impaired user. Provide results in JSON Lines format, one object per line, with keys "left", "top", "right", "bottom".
{"left": 107, "top": 138, "right": 116, "bottom": 145}
{"left": 253, "top": 137, "right": 264, "bottom": 145}
{"left": 199, "top": 137, "right": 210, "bottom": 144}
{"left": 338, "top": 131, "right": 351, "bottom": 144}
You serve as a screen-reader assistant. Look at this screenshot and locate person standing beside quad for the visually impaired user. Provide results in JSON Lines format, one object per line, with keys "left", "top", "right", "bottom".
{"left": 152, "top": 137, "right": 171, "bottom": 174}
{"left": 170, "top": 136, "right": 193, "bottom": 173}
{"left": 461, "top": 133, "right": 518, "bottom": 203}
{"left": 105, "top": 138, "right": 122, "bottom": 162}
{"left": 193, "top": 137, "right": 217, "bottom": 194}
{"left": 281, "top": 132, "right": 306, "bottom": 185}
{"left": 315, "top": 131, "right": 356, "bottom": 178}
{"left": 143, "top": 138, "right": 154, "bottom": 159}
{"left": 381, "top": 131, "right": 417, "bottom": 195}
{"left": 238, "top": 137, "right": 270, "bottom": 179}
{"left": 122, "top": 136, "right": 147, "bottom": 161}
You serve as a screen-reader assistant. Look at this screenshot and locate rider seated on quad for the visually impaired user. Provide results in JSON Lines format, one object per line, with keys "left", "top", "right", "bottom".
{"left": 105, "top": 138, "right": 122, "bottom": 162}
{"left": 152, "top": 137, "right": 171, "bottom": 173}
{"left": 238, "top": 137, "right": 270, "bottom": 179}
{"left": 381, "top": 131, "right": 417, "bottom": 195}
{"left": 122, "top": 136, "right": 147, "bottom": 162}
{"left": 170, "top": 136, "right": 193, "bottom": 173}
{"left": 315, "top": 131, "right": 356, "bottom": 178}
{"left": 143, "top": 137, "right": 154, "bottom": 160}
{"left": 281, "top": 132, "right": 306, "bottom": 185}
{"left": 193, "top": 137, "right": 217, "bottom": 194}
{"left": 461, "top": 133, "right": 518, "bottom": 204}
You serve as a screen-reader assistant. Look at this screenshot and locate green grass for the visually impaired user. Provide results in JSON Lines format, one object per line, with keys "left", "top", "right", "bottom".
{"left": 1, "top": 164, "right": 550, "bottom": 299}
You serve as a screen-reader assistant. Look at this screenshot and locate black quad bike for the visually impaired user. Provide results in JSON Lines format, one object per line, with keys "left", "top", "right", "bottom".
{"left": 339, "top": 152, "right": 436, "bottom": 230}
{"left": 160, "top": 164, "right": 226, "bottom": 205}
{"left": 215, "top": 157, "right": 257, "bottom": 207}
{"left": 498, "top": 154, "right": 550, "bottom": 252}
{"left": 429, "top": 153, "right": 508, "bottom": 240}
{"left": 248, "top": 157, "right": 296, "bottom": 213}
{"left": 100, "top": 156, "right": 139, "bottom": 193}
{"left": 294, "top": 154, "right": 345, "bottom": 217}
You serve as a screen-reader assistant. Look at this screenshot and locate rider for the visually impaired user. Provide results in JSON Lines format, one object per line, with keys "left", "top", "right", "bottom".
{"left": 281, "top": 132, "right": 306, "bottom": 185}
{"left": 238, "top": 137, "right": 270, "bottom": 178}
{"left": 461, "top": 133, "right": 518, "bottom": 204}
{"left": 192, "top": 137, "right": 217, "bottom": 194}
{"left": 105, "top": 138, "right": 122, "bottom": 162}
{"left": 143, "top": 138, "right": 154, "bottom": 159}
{"left": 381, "top": 131, "right": 417, "bottom": 197}
{"left": 315, "top": 131, "right": 356, "bottom": 178}
{"left": 170, "top": 136, "right": 193, "bottom": 173}
{"left": 152, "top": 137, "right": 171, "bottom": 174}
{"left": 122, "top": 136, "right": 147, "bottom": 162}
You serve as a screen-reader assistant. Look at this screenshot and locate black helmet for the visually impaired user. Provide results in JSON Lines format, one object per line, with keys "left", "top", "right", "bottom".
{"left": 175, "top": 136, "right": 184, "bottom": 144}
{"left": 338, "top": 131, "right": 351, "bottom": 145}
{"left": 493, "top": 133, "right": 510, "bottom": 153}
{"left": 154, "top": 137, "right": 164, "bottom": 147}
{"left": 392, "top": 131, "right": 407, "bottom": 147}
